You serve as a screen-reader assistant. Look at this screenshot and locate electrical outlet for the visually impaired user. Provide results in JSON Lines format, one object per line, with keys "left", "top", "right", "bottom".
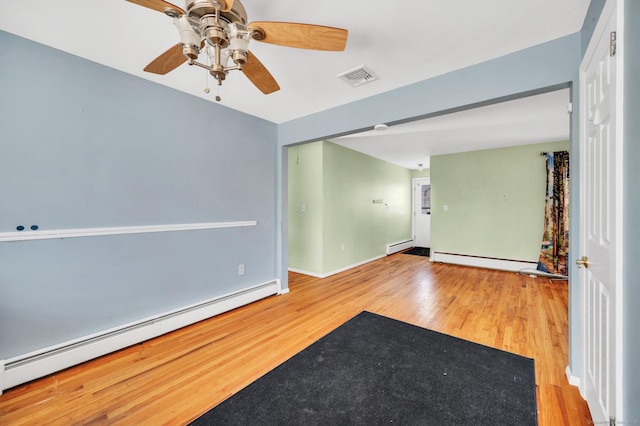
{"left": 341, "top": 244, "right": 345, "bottom": 251}
{"left": 238, "top": 264, "right": 245, "bottom": 275}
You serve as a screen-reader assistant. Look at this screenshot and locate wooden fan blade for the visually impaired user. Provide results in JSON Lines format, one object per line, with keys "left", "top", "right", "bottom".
{"left": 221, "top": 0, "right": 234, "bottom": 13}
{"left": 242, "top": 52, "right": 280, "bottom": 94}
{"left": 248, "top": 22, "right": 348, "bottom": 51}
{"left": 126, "top": 0, "right": 185, "bottom": 15}
{"left": 143, "top": 43, "right": 187, "bottom": 75}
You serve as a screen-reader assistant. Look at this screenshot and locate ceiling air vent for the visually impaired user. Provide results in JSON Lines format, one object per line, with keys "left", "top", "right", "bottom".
{"left": 337, "top": 65, "right": 379, "bottom": 87}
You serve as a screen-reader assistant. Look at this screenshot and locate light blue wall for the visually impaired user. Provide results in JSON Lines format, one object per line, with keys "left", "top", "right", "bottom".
{"left": 622, "top": 0, "right": 640, "bottom": 420}
{"left": 0, "top": 31, "right": 278, "bottom": 359}
{"left": 278, "top": 35, "right": 579, "bottom": 146}
{"left": 581, "top": 0, "right": 608, "bottom": 56}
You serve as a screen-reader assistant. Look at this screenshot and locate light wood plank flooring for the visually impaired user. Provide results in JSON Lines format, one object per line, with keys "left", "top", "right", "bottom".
{"left": 0, "top": 253, "right": 591, "bottom": 425}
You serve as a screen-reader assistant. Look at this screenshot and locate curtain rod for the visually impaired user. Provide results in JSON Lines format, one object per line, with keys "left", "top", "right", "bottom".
{"left": 541, "top": 150, "right": 569, "bottom": 156}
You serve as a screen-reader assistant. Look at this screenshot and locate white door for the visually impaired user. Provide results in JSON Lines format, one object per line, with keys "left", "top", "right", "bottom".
{"left": 413, "top": 178, "right": 431, "bottom": 248}
{"left": 579, "top": 0, "right": 622, "bottom": 422}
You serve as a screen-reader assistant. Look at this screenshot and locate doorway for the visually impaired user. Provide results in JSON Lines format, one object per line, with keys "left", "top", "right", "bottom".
{"left": 412, "top": 178, "right": 431, "bottom": 248}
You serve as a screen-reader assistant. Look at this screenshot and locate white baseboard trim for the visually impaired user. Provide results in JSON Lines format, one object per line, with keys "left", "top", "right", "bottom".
{"left": 289, "top": 254, "right": 386, "bottom": 279}
{"left": 386, "top": 239, "right": 414, "bottom": 255}
{"left": 322, "top": 255, "right": 386, "bottom": 277}
{"left": 1, "top": 280, "right": 278, "bottom": 393}
{"left": 565, "top": 365, "right": 581, "bottom": 388}
{"left": 430, "top": 252, "right": 537, "bottom": 272}
{"left": 277, "top": 279, "right": 290, "bottom": 295}
{"left": 288, "top": 267, "right": 324, "bottom": 278}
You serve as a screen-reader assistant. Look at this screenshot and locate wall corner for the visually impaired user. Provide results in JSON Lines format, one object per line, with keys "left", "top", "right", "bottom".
{"left": 565, "top": 365, "right": 581, "bottom": 389}
{"left": 276, "top": 279, "right": 290, "bottom": 295}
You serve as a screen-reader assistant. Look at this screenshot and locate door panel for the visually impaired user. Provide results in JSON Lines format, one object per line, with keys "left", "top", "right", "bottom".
{"left": 413, "top": 178, "right": 430, "bottom": 248}
{"left": 579, "top": 0, "right": 620, "bottom": 421}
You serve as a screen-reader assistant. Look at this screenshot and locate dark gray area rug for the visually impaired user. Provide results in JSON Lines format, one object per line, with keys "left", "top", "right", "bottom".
{"left": 403, "top": 246, "right": 430, "bottom": 257}
{"left": 190, "top": 311, "right": 537, "bottom": 425}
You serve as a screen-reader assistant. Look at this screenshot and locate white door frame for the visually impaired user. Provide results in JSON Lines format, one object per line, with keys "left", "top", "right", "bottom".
{"left": 412, "top": 177, "right": 431, "bottom": 248}
{"left": 578, "top": 0, "right": 624, "bottom": 422}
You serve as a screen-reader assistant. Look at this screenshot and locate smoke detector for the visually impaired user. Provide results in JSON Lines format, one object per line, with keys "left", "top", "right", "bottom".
{"left": 337, "top": 65, "right": 379, "bottom": 87}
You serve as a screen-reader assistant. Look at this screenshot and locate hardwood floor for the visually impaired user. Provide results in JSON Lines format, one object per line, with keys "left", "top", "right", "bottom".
{"left": 0, "top": 253, "right": 591, "bottom": 425}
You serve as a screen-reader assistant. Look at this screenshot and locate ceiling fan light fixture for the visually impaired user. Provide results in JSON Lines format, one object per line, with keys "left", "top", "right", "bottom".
{"left": 228, "top": 24, "right": 251, "bottom": 64}
{"left": 174, "top": 17, "right": 201, "bottom": 58}
{"left": 132, "top": 0, "right": 348, "bottom": 97}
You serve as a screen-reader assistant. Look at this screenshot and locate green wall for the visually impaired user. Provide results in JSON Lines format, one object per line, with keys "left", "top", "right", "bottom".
{"left": 288, "top": 143, "right": 324, "bottom": 273}
{"left": 288, "top": 141, "right": 412, "bottom": 276}
{"left": 431, "top": 141, "right": 569, "bottom": 261}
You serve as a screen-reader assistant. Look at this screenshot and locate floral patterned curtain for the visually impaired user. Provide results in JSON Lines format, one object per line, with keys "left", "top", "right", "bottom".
{"left": 538, "top": 151, "right": 570, "bottom": 275}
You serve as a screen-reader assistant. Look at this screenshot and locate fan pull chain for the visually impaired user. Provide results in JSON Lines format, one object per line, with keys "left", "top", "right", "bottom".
{"left": 204, "top": 61, "right": 211, "bottom": 94}
{"left": 202, "top": 52, "right": 220, "bottom": 101}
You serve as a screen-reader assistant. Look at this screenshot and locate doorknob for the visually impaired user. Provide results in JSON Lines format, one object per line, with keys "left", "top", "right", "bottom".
{"left": 576, "top": 256, "right": 589, "bottom": 268}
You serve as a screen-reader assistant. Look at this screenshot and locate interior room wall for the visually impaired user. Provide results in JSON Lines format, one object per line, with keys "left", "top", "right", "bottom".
{"left": 288, "top": 143, "right": 324, "bottom": 273}
{"left": 322, "top": 142, "right": 412, "bottom": 274}
{"left": 0, "top": 31, "right": 278, "bottom": 360}
{"left": 288, "top": 141, "right": 412, "bottom": 276}
{"left": 430, "top": 140, "right": 569, "bottom": 262}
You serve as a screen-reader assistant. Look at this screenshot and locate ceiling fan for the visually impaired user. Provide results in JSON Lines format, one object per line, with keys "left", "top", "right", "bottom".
{"left": 127, "top": 0, "right": 348, "bottom": 98}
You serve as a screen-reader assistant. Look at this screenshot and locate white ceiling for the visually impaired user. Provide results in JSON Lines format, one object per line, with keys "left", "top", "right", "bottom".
{"left": 331, "top": 88, "right": 571, "bottom": 170}
{"left": 0, "top": 0, "right": 587, "bottom": 167}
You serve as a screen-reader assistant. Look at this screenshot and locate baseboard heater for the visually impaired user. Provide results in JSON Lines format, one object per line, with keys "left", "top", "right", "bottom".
{"left": 386, "top": 239, "right": 414, "bottom": 255}
{"left": 0, "top": 279, "right": 280, "bottom": 394}
{"left": 430, "top": 252, "right": 537, "bottom": 272}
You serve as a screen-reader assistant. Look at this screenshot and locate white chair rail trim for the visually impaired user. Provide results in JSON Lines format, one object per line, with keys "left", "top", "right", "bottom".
{"left": 0, "top": 220, "right": 258, "bottom": 242}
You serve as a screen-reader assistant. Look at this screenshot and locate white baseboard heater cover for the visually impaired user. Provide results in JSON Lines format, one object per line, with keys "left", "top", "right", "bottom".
{"left": 386, "top": 239, "right": 414, "bottom": 255}
{"left": 430, "top": 252, "right": 537, "bottom": 272}
{"left": 0, "top": 280, "right": 280, "bottom": 394}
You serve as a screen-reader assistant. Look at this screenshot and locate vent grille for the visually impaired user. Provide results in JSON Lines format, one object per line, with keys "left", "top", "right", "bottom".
{"left": 337, "top": 65, "right": 379, "bottom": 87}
